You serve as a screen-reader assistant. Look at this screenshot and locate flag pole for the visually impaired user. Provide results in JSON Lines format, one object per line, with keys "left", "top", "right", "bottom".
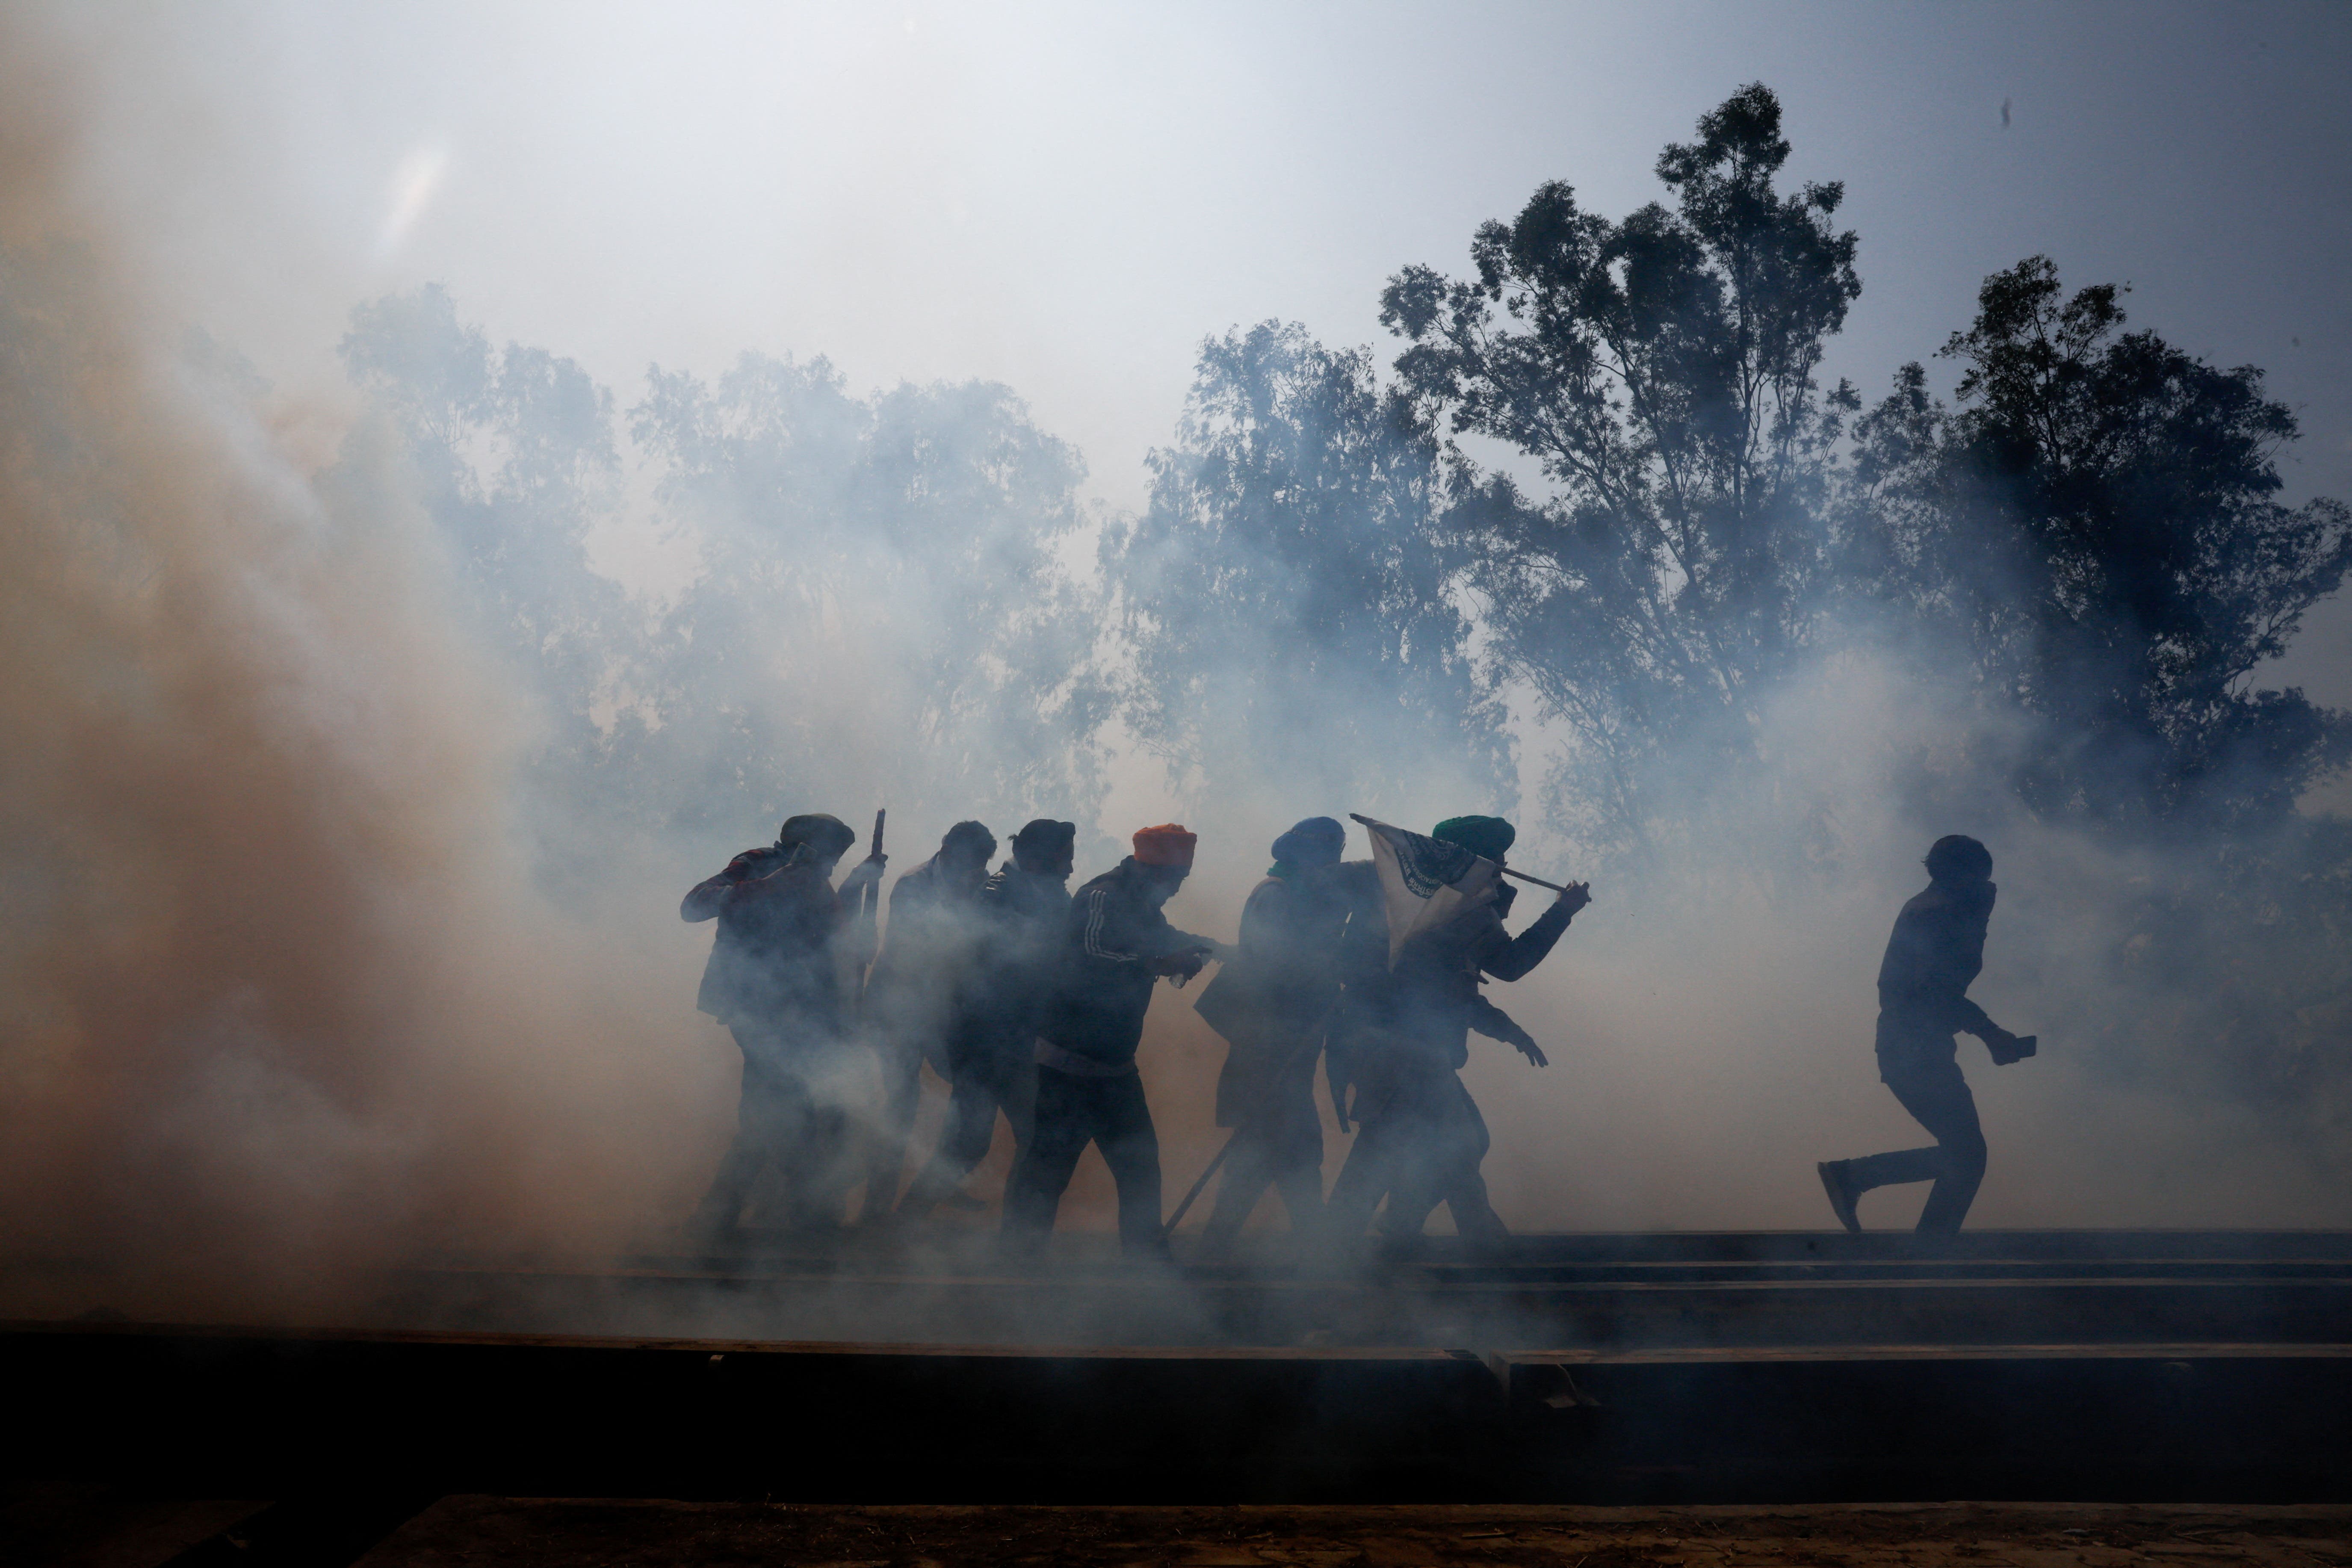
{"left": 1348, "top": 813, "right": 1574, "bottom": 894}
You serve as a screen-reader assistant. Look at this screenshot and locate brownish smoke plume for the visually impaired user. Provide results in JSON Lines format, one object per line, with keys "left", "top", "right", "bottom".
{"left": 0, "top": 31, "right": 721, "bottom": 1320}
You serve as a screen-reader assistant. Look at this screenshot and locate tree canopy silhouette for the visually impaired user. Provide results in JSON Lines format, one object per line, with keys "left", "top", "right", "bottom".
{"left": 1847, "top": 256, "right": 2352, "bottom": 831}
{"left": 339, "top": 291, "right": 1109, "bottom": 860}
{"left": 1381, "top": 83, "right": 1860, "bottom": 854}
{"left": 1104, "top": 321, "right": 1510, "bottom": 815}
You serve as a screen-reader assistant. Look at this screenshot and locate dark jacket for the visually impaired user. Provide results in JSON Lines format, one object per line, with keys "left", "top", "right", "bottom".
{"left": 1374, "top": 882, "right": 1577, "bottom": 1068}
{"left": 866, "top": 853, "right": 987, "bottom": 995}
{"left": 684, "top": 846, "right": 847, "bottom": 1031}
{"left": 1323, "top": 860, "right": 1397, "bottom": 1116}
{"left": 1194, "top": 868, "right": 1352, "bottom": 1045}
{"left": 1037, "top": 857, "right": 1215, "bottom": 1070}
{"left": 954, "top": 862, "right": 1072, "bottom": 1059}
{"left": 980, "top": 862, "right": 1076, "bottom": 969}
{"left": 1875, "top": 878, "right": 1999, "bottom": 1072}
{"left": 1196, "top": 867, "right": 1354, "bottom": 1125}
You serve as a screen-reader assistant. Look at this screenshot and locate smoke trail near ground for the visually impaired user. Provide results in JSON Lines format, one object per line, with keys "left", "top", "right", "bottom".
{"left": 0, "top": 69, "right": 725, "bottom": 1317}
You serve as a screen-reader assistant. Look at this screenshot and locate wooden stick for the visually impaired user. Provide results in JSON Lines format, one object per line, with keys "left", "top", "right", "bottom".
{"left": 1162, "top": 1132, "right": 1237, "bottom": 1237}
{"left": 1164, "top": 996, "right": 1344, "bottom": 1240}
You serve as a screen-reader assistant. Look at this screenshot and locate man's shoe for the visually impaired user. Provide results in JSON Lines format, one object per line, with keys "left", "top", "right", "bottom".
{"left": 1817, "top": 1160, "right": 1862, "bottom": 1234}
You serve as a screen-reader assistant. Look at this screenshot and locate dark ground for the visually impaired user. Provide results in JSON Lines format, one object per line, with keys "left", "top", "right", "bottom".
{"left": 8, "top": 1233, "right": 2349, "bottom": 1565}
{"left": 397, "top": 1500, "right": 2352, "bottom": 1568}
{"left": 360, "top": 1500, "right": 2352, "bottom": 1568}
{"left": 15, "top": 1494, "right": 2352, "bottom": 1568}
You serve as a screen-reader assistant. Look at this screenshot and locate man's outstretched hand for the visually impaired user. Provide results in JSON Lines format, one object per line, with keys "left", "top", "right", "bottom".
{"left": 1149, "top": 947, "right": 1209, "bottom": 984}
{"left": 838, "top": 854, "right": 888, "bottom": 893}
{"left": 1554, "top": 881, "right": 1593, "bottom": 916}
{"left": 1510, "top": 1032, "right": 1551, "bottom": 1068}
{"left": 1984, "top": 1028, "right": 2038, "bottom": 1066}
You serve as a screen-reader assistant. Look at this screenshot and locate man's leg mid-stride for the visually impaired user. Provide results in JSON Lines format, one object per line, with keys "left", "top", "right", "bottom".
{"left": 1823, "top": 1061, "right": 1988, "bottom": 1236}
{"left": 1092, "top": 1070, "right": 1167, "bottom": 1255}
{"left": 1002, "top": 1064, "right": 1096, "bottom": 1248}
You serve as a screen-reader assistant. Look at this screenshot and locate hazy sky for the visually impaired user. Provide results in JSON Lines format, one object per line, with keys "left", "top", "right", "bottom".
{"left": 30, "top": 0, "right": 2352, "bottom": 681}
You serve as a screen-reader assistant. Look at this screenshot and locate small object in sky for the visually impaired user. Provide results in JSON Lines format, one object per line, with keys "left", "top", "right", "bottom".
{"left": 2000, "top": 96, "right": 2012, "bottom": 130}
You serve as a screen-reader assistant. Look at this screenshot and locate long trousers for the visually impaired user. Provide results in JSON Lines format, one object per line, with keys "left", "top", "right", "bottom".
{"left": 1201, "top": 1096, "right": 1324, "bottom": 1251}
{"left": 1002, "top": 1064, "right": 1164, "bottom": 1253}
{"left": 898, "top": 1032, "right": 1037, "bottom": 1216}
{"left": 1326, "top": 1060, "right": 1507, "bottom": 1245}
{"left": 1843, "top": 1055, "right": 1988, "bottom": 1235}
{"left": 862, "top": 1025, "right": 926, "bottom": 1220}
{"left": 1200, "top": 1020, "right": 1325, "bottom": 1251}
{"left": 693, "top": 1028, "right": 854, "bottom": 1233}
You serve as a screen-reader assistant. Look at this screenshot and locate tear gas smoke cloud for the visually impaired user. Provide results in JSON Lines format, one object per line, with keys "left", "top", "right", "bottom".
{"left": 0, "top": 67, "right": 726, "bottom": 1319}
{"left": 3, "top": 6, "right": 2350, "bottom": 1334}
{"left": 1466, "top": 656, "right": 2352, "bottom": 1233}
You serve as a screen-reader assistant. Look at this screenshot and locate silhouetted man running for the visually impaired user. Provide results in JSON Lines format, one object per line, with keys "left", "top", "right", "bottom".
{"left": 1326, "top": 815, "right": 1587, "bottom": 1248}
{"left": 1193, "top": 816, "right": 1353, "bottom": 1258}
{"left": 1818, "top": 835, "right": 2036, "bottom": 1237}
{"left": 683, "top": 812, "right": 886, "bottom": 1237}
{"left": 861, "top": 819, "right": 997, "bottom": 1220}
{"left": 898, "top": 818, "right": 1077, "bottom": 1219}
{"left": 1002, "top": 823, "right": 1226, "bottom": 1260}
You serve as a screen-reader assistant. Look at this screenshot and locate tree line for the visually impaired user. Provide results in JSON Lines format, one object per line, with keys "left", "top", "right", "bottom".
{"left": 332, "top": 85, "right": 2352, "bottom": 1139}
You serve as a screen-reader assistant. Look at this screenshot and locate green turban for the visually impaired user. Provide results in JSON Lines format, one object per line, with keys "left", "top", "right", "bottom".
{"left": 1432, "top": 815, "right": 1515, "bottom": 862}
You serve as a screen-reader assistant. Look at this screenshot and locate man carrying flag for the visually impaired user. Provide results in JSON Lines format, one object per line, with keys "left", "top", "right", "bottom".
{"left": 1325, "top": 815, "right": 1589, "bottom": 1247}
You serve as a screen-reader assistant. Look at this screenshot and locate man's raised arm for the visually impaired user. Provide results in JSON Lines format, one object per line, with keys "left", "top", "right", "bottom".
{"left": 682, "top": 852, "right": 766, "bottom": 922}
{"left": 1479, "top": 883, "right": 1591, "bottom": 982}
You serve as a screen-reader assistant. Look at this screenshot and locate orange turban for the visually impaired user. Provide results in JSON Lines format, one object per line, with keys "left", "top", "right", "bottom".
{"left": 1132, "top": 823, "right": 1198, "bottom": 868}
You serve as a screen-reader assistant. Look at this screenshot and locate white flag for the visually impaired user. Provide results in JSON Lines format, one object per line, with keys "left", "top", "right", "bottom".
{"left": 1350, "top": 814, "right": 1501, "bottom": 966}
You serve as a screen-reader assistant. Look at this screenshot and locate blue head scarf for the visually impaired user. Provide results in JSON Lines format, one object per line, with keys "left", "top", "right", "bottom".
{"left": 1268, "top": 816, "right": 1345, "bottom": 878}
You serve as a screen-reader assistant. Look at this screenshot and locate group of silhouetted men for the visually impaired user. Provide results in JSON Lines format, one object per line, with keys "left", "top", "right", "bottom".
{"left": 683, "top": 809, "right": 2033, "bottom": 1253}
{"left": 682, "top": 812, "right": 1602, "bottom": 1255}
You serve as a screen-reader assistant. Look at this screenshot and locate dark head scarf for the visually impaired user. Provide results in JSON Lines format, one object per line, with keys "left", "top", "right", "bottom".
{"left": 1432, "top": 815, "right": 1515, "bottom": 863}
{"left": 1011, "top": 818, "right": 1077, "bottom": 870}
{"left": 1268, "top": 816, "right": 1345, "bottom": 877}
{"left": 1924, "top": 834, "right": 1992, "bottom": 883}
{"left": 940, "top": 819, "right": 998, "bottom": 862}
{"left": 777, "top": 812, "right": 858, "bottom": 864}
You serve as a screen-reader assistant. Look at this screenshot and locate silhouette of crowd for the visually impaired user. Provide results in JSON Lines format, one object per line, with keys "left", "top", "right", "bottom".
{"left": 683, "top": 811, "right": 2028, "bottom": 1256}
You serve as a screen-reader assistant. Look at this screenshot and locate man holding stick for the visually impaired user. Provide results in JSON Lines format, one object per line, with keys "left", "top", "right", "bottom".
{"left": 859, "top": 818, "right": 998, "bottom": 1222}
{"left": 682, "top": 812, "right": 887, "bottom": 1238}
{"left": 1185, "top": 817, "right": 1356, "bottom": 1258}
